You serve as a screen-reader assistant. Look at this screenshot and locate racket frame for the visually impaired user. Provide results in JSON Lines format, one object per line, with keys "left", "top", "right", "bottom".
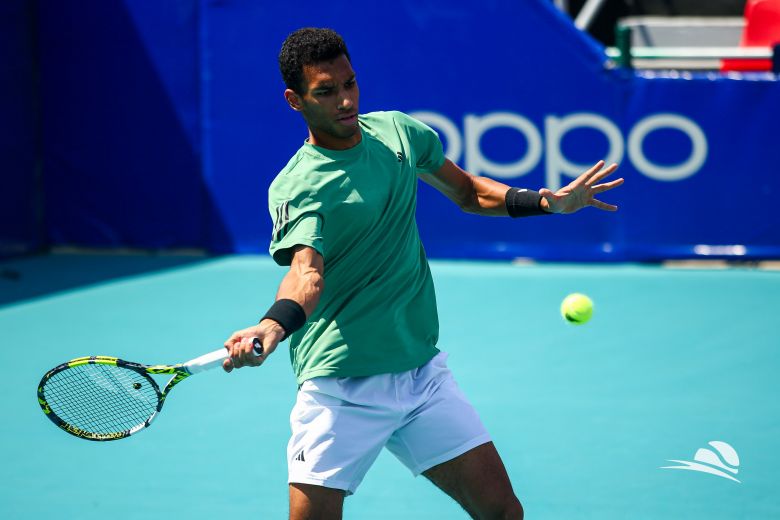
{"left": 38, "top": 356, "right": 191, "bottom": 441}
{"left": 38, "top": 341, "right": 262, "bottom": 441}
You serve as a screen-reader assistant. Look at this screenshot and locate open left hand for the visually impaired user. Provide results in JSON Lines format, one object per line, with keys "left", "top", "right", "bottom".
{"left": 539, "top": 160, "right": 624, "bottom": 214}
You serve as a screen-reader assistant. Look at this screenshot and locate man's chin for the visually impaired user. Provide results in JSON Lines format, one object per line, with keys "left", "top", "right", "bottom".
{"left": 333, "top": 124, "right": 359, "bottom": 139}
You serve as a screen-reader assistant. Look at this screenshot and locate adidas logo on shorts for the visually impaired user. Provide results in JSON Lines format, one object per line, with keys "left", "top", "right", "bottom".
{"left": 293, "top": 450, "right": 306, "bottom": 462}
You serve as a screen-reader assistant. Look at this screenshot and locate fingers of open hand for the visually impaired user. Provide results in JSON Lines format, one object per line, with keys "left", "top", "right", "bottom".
{"left": 585, "top": 162, "right": 619, "bottom": 187}
{"left": 591, "top": 177, "right": 625, "bottom": 194}
{"left": 584, "top": 159, "right": 605, "bottom": 177}
{"left": 589, "top": 197, "right": 618, "bottom": 211}
{"left": 571, "top": 160, "right": 606, "bottom": 187}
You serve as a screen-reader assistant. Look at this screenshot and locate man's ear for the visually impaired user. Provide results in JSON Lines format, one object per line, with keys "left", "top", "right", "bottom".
{"left": 284, "top": 89, "right": 303, "bottom": 111}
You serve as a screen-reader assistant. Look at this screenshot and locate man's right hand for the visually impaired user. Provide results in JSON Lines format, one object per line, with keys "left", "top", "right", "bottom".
{"left": 222, "top": 319, "right": 286, "bottom": 372}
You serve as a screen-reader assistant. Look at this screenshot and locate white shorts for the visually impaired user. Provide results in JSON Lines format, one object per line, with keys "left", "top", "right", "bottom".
{"left": 287, "top": 352, "right": 491, "bottom": 495}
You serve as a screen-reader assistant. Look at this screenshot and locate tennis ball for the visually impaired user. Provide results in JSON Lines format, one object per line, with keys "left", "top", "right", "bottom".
{"left": 561, "top": 293, "right": 593, "bottom": 325}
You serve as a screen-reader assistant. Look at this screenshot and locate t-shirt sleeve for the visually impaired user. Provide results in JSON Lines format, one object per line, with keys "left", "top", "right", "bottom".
{"left": 395, "top": 112, "right": 446, "bottom": 174}
{"left": 268, "top": 183, "right": 324, "bottom": 266}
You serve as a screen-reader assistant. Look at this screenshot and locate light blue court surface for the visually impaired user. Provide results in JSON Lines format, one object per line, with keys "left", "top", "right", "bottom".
{"left": 1, "top": 254, "right": 778, "bottom": 519}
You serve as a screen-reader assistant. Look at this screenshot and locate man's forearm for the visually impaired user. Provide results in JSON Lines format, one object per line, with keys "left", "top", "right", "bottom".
{"left": 276, "top": 263, "right": 324, "bottom": 317}
{"left": 275, "top": 246, "right": 325, "bottom": 317}
{"left": 466, "top": 175, "right": 512, "bottom": 216}
{"left": 426, "top": 159, "right": 550, "bottom": 217}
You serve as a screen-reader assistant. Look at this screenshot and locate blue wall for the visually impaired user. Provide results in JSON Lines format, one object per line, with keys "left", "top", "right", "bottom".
{"left": 0, "top": 1, "right": 39, "bottom": 257}
{"left": 2, "top": 0, "right": 779, "bottom": 260}
{"left": 37, "top": 1, "right": 212, "bottom": 250}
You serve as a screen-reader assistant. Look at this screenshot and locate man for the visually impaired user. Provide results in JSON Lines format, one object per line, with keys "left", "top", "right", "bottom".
{"left": 223, "top": 28, "right": 623, "bottom": 520}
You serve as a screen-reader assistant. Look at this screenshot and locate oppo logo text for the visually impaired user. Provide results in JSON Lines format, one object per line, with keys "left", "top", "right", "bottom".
{"left": 411, "top": 111, "right": 708, "bottom": 190}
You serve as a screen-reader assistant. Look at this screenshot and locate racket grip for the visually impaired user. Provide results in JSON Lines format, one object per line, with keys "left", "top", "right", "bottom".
{"left": 183, "top": 338, "right": 265, "bottom": 374}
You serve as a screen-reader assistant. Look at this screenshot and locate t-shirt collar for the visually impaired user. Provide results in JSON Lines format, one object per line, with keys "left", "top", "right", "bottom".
{"left": 303, "top": 126, "right": 365, "bottom": 161}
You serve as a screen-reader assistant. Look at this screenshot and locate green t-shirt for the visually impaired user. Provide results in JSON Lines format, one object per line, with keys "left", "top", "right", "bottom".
{"left": 268, "top": 111, "right": 446, "bottom": 384}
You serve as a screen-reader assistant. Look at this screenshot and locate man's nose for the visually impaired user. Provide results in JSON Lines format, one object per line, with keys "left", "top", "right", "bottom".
{"left": 339, "top": 94, "right": 354, "bottom": 110}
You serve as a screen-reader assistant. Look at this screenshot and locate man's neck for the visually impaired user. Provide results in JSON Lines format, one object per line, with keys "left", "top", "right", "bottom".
{"left": 308, "top": 128, "right": 362, "bottom": 151}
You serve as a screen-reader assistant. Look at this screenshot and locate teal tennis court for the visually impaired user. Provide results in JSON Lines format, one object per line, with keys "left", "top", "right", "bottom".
{"left": 1, "top": 253, "right": 778, "bottom": 519}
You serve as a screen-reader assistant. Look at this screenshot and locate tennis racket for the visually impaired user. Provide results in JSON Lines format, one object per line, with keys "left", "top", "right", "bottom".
{"left": 37, "top": 339, "right": 263, "bottom": 441}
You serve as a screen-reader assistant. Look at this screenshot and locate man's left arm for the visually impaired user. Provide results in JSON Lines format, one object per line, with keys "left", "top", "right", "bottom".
{"left": 419, "top": 158, "right": 624, "bottom": 216}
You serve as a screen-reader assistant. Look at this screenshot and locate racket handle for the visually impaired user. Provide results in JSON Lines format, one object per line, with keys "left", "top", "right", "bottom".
{"left": 183, "top": 338, "right": 265, "bottom": 374}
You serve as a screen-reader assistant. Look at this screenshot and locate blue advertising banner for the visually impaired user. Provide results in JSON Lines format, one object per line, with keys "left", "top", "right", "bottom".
{"left": 36, "top": 0, "right": 209, "bottom": 250}
{"left": 200, "top": 0, "right": 780, "bottom": 260}
{"left": 2, "top": 0, "right": 778, "bottom": 260}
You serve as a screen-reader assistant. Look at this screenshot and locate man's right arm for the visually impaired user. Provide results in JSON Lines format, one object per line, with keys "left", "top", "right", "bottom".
{"left": 222, "top": 245, "right": 324, "bottom": 372}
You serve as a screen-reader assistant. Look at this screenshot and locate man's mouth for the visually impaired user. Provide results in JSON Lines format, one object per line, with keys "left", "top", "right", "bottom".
{"left": 336, "top": 113, "right": 358, "bottom": 125}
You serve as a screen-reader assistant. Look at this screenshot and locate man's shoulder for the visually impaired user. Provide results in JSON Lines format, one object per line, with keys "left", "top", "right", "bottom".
{"left": 361, "top": 110, "right": 411, "bottom": 126}
{"left": 361, "top": 110, "right": 432, "bottom": 138}
{"left": 361, "top": 111, "right": 433, "bottom": 146}
{"left": 277, "top": 146, "right": 312, "bottom": 175}
{"left": 275, "top": 143, "right": 329, "bottom": 180}
{"left": 269, "top": 149, "right": 319, "bottom": 199}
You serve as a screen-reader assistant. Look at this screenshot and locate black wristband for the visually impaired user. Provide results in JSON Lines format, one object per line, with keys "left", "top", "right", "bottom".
{"left": 505, "top": 188, "right": 551, "bottom": 218}
{"left": 260, "top": 299, "right": 307, "bottom": 339}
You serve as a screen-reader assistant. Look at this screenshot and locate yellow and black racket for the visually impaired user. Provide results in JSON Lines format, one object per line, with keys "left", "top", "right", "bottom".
{"left": 37, "top": 339, "right": 263, "bottom": 441}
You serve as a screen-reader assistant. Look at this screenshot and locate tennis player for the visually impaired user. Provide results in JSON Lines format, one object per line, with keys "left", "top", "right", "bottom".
{"left": 223, "top": 28, "right": 623, "bottom": 520}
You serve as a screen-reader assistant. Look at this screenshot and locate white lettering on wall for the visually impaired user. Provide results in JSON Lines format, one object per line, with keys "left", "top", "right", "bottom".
{"left": 544, "top": 113, "right": 624, "bottom": 191}
{"left": 627, "top": 114, "right": 707, "bottom": 182}
{"left": 463, "top": 112, "right": 542, "bottom": 179}
{"left": 411, "top": 111, "right": 708, "bottom": 190}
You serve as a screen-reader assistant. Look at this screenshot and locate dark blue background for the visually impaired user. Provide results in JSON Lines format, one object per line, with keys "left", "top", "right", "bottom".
{"left": 1, "top": 0, "right": 778, "bottom": 260}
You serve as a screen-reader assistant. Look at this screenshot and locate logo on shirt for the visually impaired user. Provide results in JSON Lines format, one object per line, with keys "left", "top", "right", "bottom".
{"left": 660, "top": 440, "right": 741, "bottom": 483}
{"left": 272, "top": 200, "right": 290, "bottom": 241}
{"left": 396, "top": 151, "right": 404, "bottom": 162}
{"left": 293, "top": 450, "right": 306, "bottom": 462}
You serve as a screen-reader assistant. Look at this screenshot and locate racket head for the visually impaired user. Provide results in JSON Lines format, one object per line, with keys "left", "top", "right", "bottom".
{"left": 38, "top": 356, "right": 164, "bottom": 441}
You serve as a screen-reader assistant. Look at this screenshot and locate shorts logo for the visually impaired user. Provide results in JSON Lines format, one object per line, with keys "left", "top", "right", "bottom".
{"left": 660, "top": 440, "right": 740, "bottom": 483}
{"left": 293, "top": 450, "right": 305, "bottom": 462}
{"left": 396, "top": 151, "right": 404, "bottom": 162}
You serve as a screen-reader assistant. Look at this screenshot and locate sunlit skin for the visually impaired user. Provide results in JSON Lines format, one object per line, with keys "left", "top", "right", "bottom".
{"left": 284, "top": 54, "right": 361, "bottom": 150}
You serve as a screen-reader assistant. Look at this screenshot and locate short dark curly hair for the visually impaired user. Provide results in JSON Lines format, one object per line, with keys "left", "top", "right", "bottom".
{"left": 279, "top": 28, "right": 351, "bottom": 95}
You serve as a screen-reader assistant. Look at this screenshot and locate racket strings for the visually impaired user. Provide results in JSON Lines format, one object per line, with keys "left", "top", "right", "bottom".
{"left": 43, "top": 364, "right": 160, "bottom": 434}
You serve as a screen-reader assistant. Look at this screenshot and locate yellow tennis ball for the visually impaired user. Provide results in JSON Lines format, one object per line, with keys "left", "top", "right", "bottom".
{"left": 561, "top": 293, "right": 593, "bottom": 325}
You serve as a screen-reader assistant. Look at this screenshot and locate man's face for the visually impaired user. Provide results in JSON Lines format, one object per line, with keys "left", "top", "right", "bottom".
{"left": 287, "top": 54, "right": 360, "bottom": 149}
